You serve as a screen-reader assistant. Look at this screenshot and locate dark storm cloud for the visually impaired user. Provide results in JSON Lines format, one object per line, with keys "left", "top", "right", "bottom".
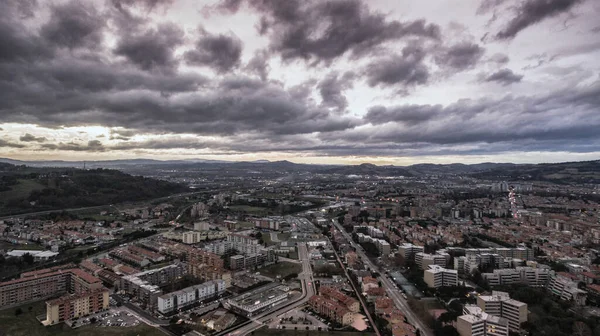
{"left": 496, "top": 0, "right": 583, "bottom": 40}
{"left": 0, "top": 56, "right": 206, "bottom": 101}
{"left": 184, "top": 29, "right": 243, "bottom": 73}
{"left": 114, "top": 23, "right": 184, "bottom": 72}
{"left": 434, "top": 42, "right": 485, "bottom": 71}
{"left": 245, "top": 50, "right": 270, "bottom": 81}
{"left": 318, "top": 71, "right": 355, "bottom": 111}
{"left": 41, "top": 1, "right": 105, "bottom": 50}
{"left": 19, "top": 133, "right": 47, "bottom": 143}
{"left": 365, "top": 105, "right": 443, "bottom": 125}
{"left": 365, "top": 43, "right": 429, "bottom": 88}
{"left": 0, "top": 62, "right": 359, "bottom": 137}
{"left": 41, "top": 140, "right": 105, "bottom": 152}
{"left": 0, "top": 139, "right": 25, "bottom": 148}
{"left": 217, "top": 0, "right": 440, "bottom": 63}
{"left": 343, "top": 81, "right": 600, "bottom": 151}
{"left": 0, "top": 1, "right": 52, "bottom": 62}
{"left": 484, "top": 69, "right": 524, "bottom": 85}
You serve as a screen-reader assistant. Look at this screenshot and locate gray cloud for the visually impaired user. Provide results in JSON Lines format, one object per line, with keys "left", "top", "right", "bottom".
{"left": 365, "top": 43, "right": 429, "bottom": 88}
{"left": 365, "top": 105, "right": 443, "bottom": 125}
{"left": 220, "top": 0, "right": 440, "bottom": 64}
{"left": 245, "top": 49, "right": 270, "bottom": 81}
{"left": 19, "top": 133, "right": 47, "bottom": 143}
{"left": 318, "top": 71, "right": 355, "bottom": 111}
{"left": 114, "top": 23, "right": 184, "bottom": 72}
{"left": 477, "top": 0, "right": 508, "bottom": 15}
{"left": 0, "top": 139, "right": 25, "bottom": 148}
{"left": 41, "top": 140, "right": 105, "bottom": 152}
{"left": 488, "top": 53, "right": 510, "bottom": 64}
{"left": 484, "top": 68, "right": 524, "bottom": 85}
{"left": 184, "top": 29, "right": 243, "bottom": 73}
{"left": 434, "top": 42, "right": 485, "bottom": 71}
{"left": 497, "top": 0, "right": 583, "bottom": 40}
{"left": 41, "top": 1, "right": 105, "bottom": 50}
{"left": 0, "top": 1, "right": 52, "bottom": 62}
{"left": 111, "top": 0, "right": 175, "bottom": 12}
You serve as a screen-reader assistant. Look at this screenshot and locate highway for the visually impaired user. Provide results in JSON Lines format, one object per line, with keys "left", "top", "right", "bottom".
{"left": 330, "top": 219, "right": 433, "bottom": 336}
{"left": 222, "top": 243, "right": 315, "bottom": 336}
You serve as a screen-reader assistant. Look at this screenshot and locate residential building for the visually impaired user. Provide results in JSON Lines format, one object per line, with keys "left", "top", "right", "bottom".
{"left": 320, "top": 286, "right": 360, "bottom": 312}
{"left": 44, "top": 288, "right": 109, "bottom": 325}
{"left": 398, "top": 243, "right": 424, "bottom": 261}
{"left": 308, "top": 295, "right": 354, "bottom": 325}
{"left": 415, "top": 252, "right": 448, "bottom": 270}
{"left": 0, "top": 268, "right": 102, "bottom": 309}
{"left": 547, "top": 273, "right": 587, "bottom": 305}
{"left": 157, "top": 280, "right": 225, "bottom": 314}
{"left": 457, "top": 305, "right": 509, "bottom": 336}
{"left": 477, "top": 291, "right": 527, "bottom": 332}
{"left": 424, "top": 265, "right": 458, "bottom": 288}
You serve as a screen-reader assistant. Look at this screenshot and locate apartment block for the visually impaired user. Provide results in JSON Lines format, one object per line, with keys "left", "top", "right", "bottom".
{"left": 45, "top": 288, "right": 109, "bottom": 325}
{"left": 320, "top": 286, "right": 360, "bottom": 312}
{"left": 157, "top": 279, "right": 225, "bottom": 314}
{"left": 547, "top": 274, "right": 587, "bottom": 305}
{"left": 477, "top": 291, "right": 527, "bottom": 332}
{"left": 398, "top": 243, "right": 424, "bottom": 261}
{"left": 120, "top": 263, "right": 187, "bottom": 309}
{"left": 415, "top": 252, "right": 449, "bottom": 270}
{"left": 183, "top": 231, "right": 202, "bottom": 244}
{"left": 482, "top": 267, "right": 551, "bottom": 287}
{"left": 308, "top": 295, "right": 354, "bottom": 325}
{"left": 424, "top": 265, "right": 458, "bottom": 288}
{"left": 0, "top": 268, "right": 102, "bottom": 309}
{"left": 457, "top": 305, "right": 509, "bottom": 336}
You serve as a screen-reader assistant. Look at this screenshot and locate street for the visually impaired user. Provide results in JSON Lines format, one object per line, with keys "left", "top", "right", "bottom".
{"left": 222, "top": 243, "right": 315, "bottom": 336}
{"left": 331, "top": 219, "right": 433, "bottom": 336}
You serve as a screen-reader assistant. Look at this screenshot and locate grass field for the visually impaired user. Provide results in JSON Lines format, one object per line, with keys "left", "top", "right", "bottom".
{"left": 251, "top": 327, "right": 374, "bottom": 336}
{"left": 0, "top": 179, "right": 46, "bottom": 202}
{"left": 258, "top": 261, "right": 302, "bottom": 279}
{"left": 0, "top": 301, "right": 164, "bottom": 336}
{"left": 0, "top": 241, "right": 46, "bottom": 251}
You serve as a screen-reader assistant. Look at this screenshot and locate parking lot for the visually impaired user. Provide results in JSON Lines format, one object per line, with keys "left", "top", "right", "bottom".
{"left": 71, "top": 307, "right": 142, "bottom": 329}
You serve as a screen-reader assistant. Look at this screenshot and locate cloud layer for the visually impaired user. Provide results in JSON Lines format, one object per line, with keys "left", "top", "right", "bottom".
{"left": 0, "top": 0, "right": 599, "bottom": 164}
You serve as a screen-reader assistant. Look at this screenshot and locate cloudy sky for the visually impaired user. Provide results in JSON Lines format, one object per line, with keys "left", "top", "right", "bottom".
{"left": 1, "top": 0, "right": 599, "bottom": 165}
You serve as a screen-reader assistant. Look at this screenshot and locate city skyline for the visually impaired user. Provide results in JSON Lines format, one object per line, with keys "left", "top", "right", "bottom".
{"left": 1, "top": 0, "right": 599, "bottom": 165}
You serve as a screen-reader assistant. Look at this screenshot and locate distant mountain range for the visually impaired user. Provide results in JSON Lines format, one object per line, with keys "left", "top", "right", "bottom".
{"left": 1, "top": 157, "right": 599, "bottom": 180}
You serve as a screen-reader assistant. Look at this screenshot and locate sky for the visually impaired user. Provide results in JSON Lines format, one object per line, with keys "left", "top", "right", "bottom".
{"left": 1, "top": 0, "right": 599, "bottom": 165}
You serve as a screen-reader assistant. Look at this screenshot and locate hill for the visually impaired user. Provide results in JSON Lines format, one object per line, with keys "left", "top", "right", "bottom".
{"left": 0, "top": 164, "right": 187, "bottom": 216}
{"left": 470, "top": 160, "right": 600, "bottom": 183}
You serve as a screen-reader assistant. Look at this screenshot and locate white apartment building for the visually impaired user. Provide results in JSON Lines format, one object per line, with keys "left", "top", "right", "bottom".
{"left": 477, "top": 291, "right": 527, "bottom": 332}
{"left": 457, "top": 305, "right": 509, "bottom": 336}
{"left": 157, "top": 280, "right": 225, "bottom": 314}
{"left": 416, "top": 252, "right": 449, "bottom": 270}
{"left": 398, "top": 243, "right": 424, "bottom": 260}
{"left": 424, "top": 265, "right": 458, "bottom": 288}
{"left": 183, "top": 231, "right": 202, "bottom": 244}
{"left": 547, "top": 274, "right": 587, "bottom": 305}
{"left": 482, "top": 267, "right": 551, "bottom": 287}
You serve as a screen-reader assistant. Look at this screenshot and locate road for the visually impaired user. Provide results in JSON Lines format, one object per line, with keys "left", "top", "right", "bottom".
{"left": 330, "top": 219, "right": 433, "bottom": 336}
{"left": 222, "top": 243, "right": 315, "bottom": 336}
{"left": 329, "top": 237, "right": 380, "bottom": 336}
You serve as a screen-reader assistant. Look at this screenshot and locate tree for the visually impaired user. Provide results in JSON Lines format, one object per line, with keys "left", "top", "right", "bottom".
{"left": 22, "top": 253, "right": 34, "bottom": 265}
{"left": 15, "top": 308, "right": 22, "bottom": 316}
